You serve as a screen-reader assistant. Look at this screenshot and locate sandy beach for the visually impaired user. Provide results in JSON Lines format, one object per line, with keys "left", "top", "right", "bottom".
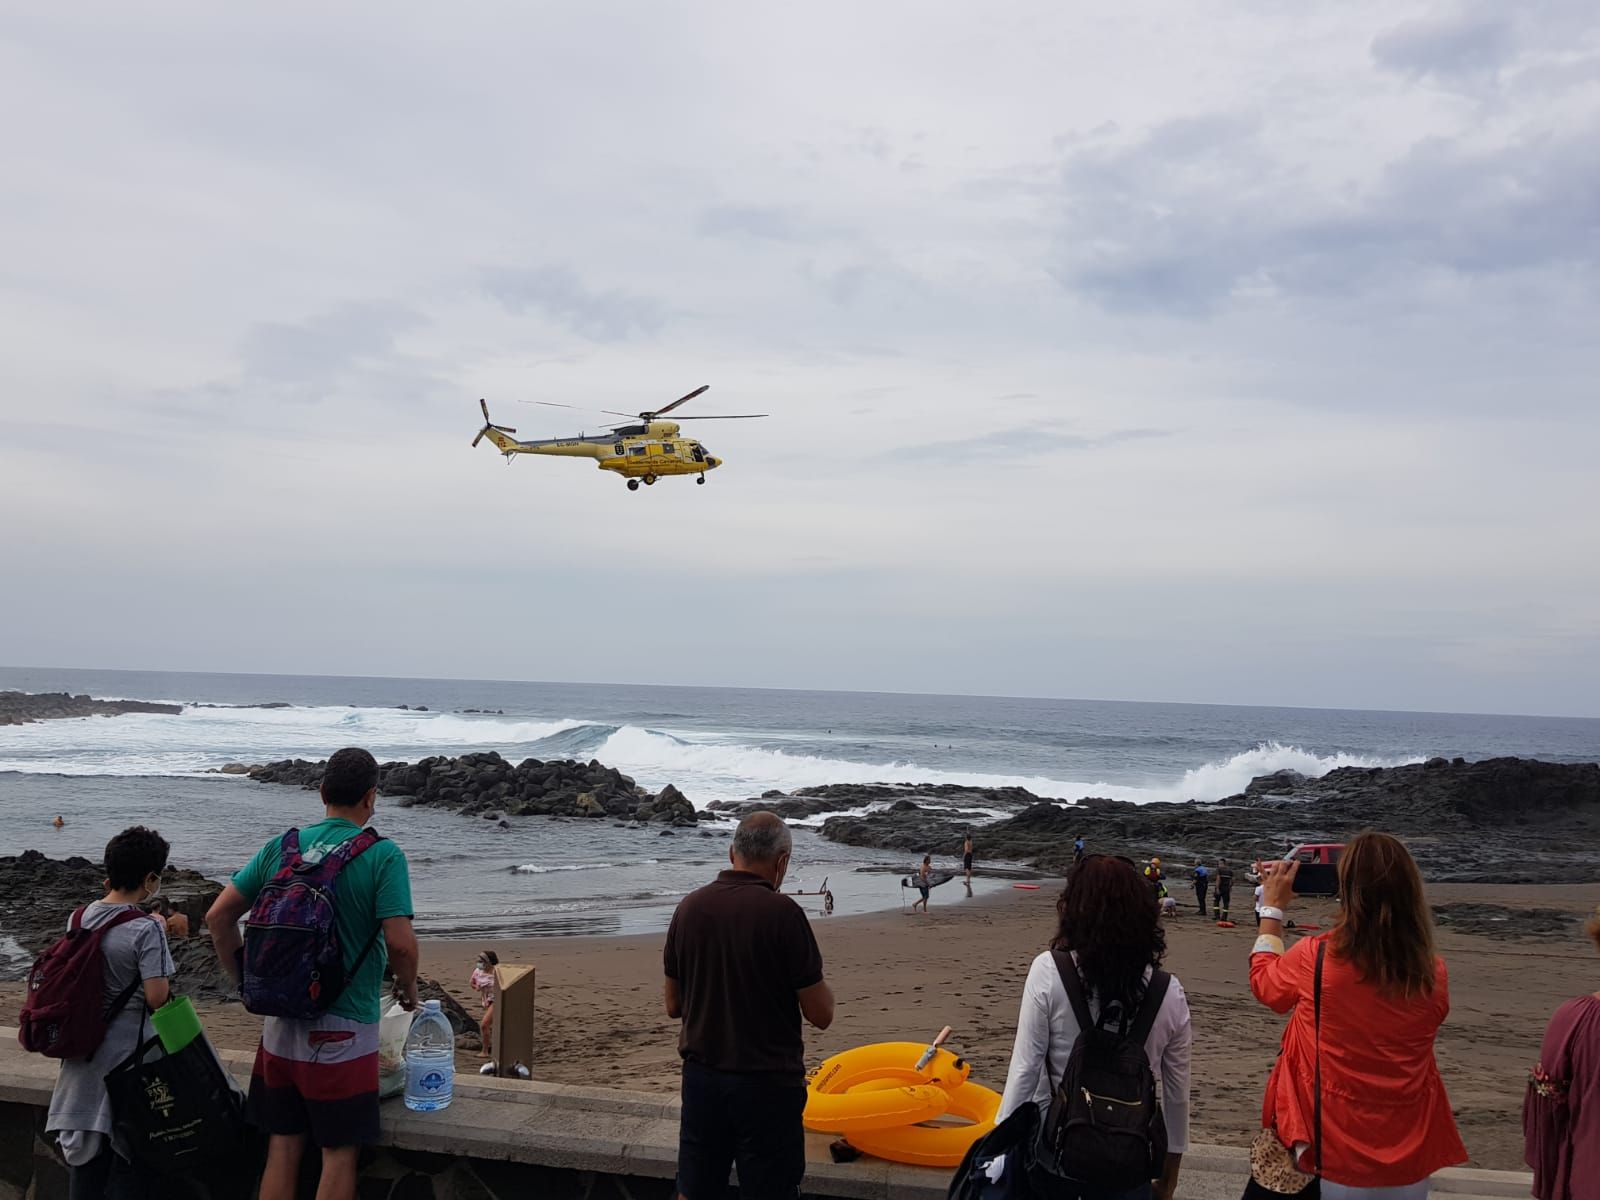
{"left": 23, "top": 875, "right": 1585, "bottom": 1174}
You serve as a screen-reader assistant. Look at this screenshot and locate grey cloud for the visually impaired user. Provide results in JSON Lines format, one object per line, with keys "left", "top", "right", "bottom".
{"left": 1371, "top": 11, "right": 1516, "bottom": 81}
{"left": 483, "top": 266, "right": 666, "bottom": 341}
{"left": 1050, "top": 111, "right": 1600, "bottom": 314}
{"left": 696, "top": 204, "right": 808, "bottom": 242}
{"left": 239, "top": 302, "right": 426, "bottom": 388}
{"left": 896, "top": 427, "right": 1170, "bottom": 465}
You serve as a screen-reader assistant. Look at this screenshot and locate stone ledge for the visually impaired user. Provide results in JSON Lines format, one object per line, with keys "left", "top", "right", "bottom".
{"left": 0, "top": 1033, "right": 1532, "bottom": 1199}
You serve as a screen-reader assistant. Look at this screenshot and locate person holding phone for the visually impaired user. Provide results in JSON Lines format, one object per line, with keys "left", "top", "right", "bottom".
{"left": 1249, "top": 831, "right": 1465, "bottom": 1197}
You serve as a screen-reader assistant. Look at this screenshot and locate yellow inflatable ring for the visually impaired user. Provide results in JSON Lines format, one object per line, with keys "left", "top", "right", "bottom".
{"left": 803, "top": 1084, "right": 948, "bottom": 1134}
{"left": 806, "top": 1042, "right": 970, "bottom": 1095}
{"left": 845, "top": 1080, "right": 1002, "bottom": 1168}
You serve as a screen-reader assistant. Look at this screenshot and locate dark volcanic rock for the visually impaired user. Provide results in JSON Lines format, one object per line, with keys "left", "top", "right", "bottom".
{"left": 709, "top": 782, "right": 1049, "bottom": 822}
{"left": 812, "top": 757, "right": 1600, "bottom": 885}
{"left": 0, "top": 851, "right": 229, "bottom": 995}
{"left": 249, "top": 751, "right": 707, "bottom": 825}
{"left": 0, "top": 691, "right": 183, "bottom": 726}
{"left": 1431, "top": 903, "right": 1586, "bottom": 942}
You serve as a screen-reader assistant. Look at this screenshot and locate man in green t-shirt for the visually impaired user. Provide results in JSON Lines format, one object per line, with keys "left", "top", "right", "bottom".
{"left": 207, "top": 747, "right": 419, "bottom": 1200}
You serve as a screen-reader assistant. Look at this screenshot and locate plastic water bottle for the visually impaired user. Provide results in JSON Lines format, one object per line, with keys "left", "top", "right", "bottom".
{"left": 402, "top": 1000, "right": 456, "bottom": 1112}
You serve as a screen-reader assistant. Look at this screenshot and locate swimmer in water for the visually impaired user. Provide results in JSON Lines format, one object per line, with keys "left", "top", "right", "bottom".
{"left": 52, "top": 816, "right": 64, "bottom": 829}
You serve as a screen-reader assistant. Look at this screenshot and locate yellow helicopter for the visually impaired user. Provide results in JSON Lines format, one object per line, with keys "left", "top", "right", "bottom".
{"left": 471, "top": 386, "right": 766, "bottom": 491}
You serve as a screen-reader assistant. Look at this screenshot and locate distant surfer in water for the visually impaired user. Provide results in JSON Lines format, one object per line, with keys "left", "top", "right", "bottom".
{"left": 911, "top": 854, "right": 933, "bottom": 914}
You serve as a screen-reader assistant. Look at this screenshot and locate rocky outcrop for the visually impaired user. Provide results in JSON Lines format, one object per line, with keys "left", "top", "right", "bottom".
{"left": 0, "top": 691, "right": 183, "bottom": 726}
{"left": 249, "top": 751, "right": 706, "bottom": 826}
{"left": 708, "top": 782, "right": 1042, "bottom": 822}
{"left": 0, "top": 851, "right": 228, "bottom": 993}
{"left": 806, "top": 757, "right": 1600, "bottom": 885}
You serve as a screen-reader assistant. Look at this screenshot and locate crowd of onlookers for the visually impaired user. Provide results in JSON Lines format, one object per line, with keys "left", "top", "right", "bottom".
{"left": 31, "top": 745, "right": 1600, "bottom": 1200}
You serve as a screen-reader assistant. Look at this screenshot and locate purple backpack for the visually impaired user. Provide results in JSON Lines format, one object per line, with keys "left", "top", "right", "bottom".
{"left": 241, "top": 827, "right": 383, "bottom": 1019}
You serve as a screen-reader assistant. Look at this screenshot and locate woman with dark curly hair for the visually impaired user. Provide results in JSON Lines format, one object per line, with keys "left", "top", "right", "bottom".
{"left": 998, "top": 854, "right": 1191, "bottom": 1200}
{"left": 1523, "top": 904, "right": 1600, "bottom": 1199}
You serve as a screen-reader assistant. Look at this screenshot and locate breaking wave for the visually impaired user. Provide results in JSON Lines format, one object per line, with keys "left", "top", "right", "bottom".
{"left": 513, "top": 859, "right": 660, "bottom": 875}
{"left": 0, "top": 702, "right": 1425, "bottom": 808}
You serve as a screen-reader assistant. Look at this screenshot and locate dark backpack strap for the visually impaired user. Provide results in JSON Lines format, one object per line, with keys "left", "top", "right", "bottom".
{"left": 326, "top": 827, "right": 383, "bottom": 869}
{"left": 1127, "top": 970, "right": 1172, "bottom": 1048}
{"left": 1312, "top": 940, "right": 1326, "bottom": 1175}
{"left": 1050, "top": 950, "right": 1096, "bottom": 1040}
{"left": 88, "top": 907, "right": 160, "bottom": 1021}
{"left": 326, "top": 829, "right": 387, "bottom": 984}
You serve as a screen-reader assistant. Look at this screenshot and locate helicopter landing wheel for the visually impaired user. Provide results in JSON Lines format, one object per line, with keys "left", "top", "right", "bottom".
{"left": 626, "top": 479, "right": 640, "bottom": 492}
{"left": 696, "top": 475, "right": 706, "bottom": 485}
{"left": 643, "top": 474, "right": 657, "bottom": 486}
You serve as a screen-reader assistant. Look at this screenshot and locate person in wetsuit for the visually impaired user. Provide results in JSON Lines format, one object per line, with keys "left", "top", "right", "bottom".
{"left": 1213, "top": 858, "right": 1234, "bottom": 921}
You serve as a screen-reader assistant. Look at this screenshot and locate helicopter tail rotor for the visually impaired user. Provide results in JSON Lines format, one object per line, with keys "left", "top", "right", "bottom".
{"left": 472, "top": 398, "right": 518, "bottom": 448}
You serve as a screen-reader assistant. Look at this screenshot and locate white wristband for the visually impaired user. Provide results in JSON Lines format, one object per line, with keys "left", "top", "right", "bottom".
{"left": 1259, "top": 906, "right": 1286, "bottom": 923}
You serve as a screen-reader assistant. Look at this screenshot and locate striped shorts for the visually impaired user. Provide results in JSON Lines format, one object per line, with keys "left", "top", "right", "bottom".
{"left": 248, "top": 1014, "right": 380, "bottom": 1148}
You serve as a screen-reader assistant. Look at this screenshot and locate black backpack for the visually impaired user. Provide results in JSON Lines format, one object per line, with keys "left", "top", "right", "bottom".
{"left": 1030, "top": 951, "right": 1170, "bottom": 1192}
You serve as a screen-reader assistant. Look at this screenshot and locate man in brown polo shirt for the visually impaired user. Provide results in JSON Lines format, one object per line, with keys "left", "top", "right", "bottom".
{"left": 664, "top": 811, "right": 835, "bottom": 1200}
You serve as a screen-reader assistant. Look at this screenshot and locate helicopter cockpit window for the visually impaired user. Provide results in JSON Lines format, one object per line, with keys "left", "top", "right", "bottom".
{"left": 691, "top": 446, "right": 705, "bottom": 462}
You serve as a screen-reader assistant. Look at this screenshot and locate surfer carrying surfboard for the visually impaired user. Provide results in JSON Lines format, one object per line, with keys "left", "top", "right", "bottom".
{"left": 912, "top": 855, "right": 933, "bottom": 914}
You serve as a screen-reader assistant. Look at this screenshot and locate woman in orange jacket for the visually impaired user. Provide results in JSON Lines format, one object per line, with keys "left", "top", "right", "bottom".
{"left": 1249, "top": 831, "right": 1466, "bottom": 1197}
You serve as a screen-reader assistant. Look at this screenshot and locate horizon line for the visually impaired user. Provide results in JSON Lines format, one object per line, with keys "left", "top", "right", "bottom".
{"left": 2, "top": 662, "right": 1597, "bottom": 724}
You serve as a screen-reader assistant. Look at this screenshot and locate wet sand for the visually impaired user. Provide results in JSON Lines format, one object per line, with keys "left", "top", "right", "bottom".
{"left": 13, "top": 879, "right": 1596, "bottom": 1171}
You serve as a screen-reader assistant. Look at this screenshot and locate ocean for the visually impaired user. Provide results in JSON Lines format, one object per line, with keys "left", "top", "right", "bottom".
{"left": 3, "top": 666, "right": 1597, "bottom": 948}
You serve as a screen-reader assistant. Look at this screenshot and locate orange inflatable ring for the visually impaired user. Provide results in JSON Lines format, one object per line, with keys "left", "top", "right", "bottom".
{"left": 804, "top": 1043, "right": 999, "bottom": 1167}
{"left": 845, "top": 1080, "right": 1002, "bottom": 1167}
{"left": 807, "top": 1042, "right": 970, "bottom": 1095}
{"left": 804, "top": 1085, "right": 948, "bottom": 1134}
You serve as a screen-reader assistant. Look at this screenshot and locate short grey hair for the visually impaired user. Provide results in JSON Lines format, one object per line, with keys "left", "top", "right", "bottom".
{"left": 731, "top": 812, "right": 793, "bottom": 864}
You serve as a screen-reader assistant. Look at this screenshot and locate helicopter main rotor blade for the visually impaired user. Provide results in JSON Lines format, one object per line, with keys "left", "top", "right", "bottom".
{"left": 671, "top": 414, "right": 767, "bottom": 420}
{"left": 524, "top": 401, "right": 641, "bottom": 420}
{"left": 651, "top": 384, "right": 710, "bottom": 419}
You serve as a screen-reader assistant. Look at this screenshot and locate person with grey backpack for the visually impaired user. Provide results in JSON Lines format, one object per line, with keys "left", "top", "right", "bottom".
{"left": 997, "top": 855, "right": 1192, "bottom": 1200}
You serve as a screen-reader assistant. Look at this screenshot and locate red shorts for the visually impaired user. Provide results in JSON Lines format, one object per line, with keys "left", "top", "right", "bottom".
{"left": 248, "top": 1014, "right": 380, "bottom": 1148}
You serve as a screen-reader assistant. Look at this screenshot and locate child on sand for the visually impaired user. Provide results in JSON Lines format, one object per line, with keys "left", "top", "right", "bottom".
{"left": 470, "top": 950, "right": 499, "bottom": 1058}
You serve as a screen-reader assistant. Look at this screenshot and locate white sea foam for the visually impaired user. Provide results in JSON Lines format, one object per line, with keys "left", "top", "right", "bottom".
{"left": 589, "top": 724, "right": 1090, "bottom": 803}
{"left": 0, "top": 706, "right": 585, "bottom": 776}
{"left": 0, "top": 702, "right": 1425, "bottom": 810}
{"left": 1163, "top": 741, "right": 1417, "bottom": 803}
{"left": 513, "top": 860, "right": 659, "bottom": 875}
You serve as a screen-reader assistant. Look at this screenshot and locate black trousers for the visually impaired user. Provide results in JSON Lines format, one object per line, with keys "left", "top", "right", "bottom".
{"left": 68, "top": 1150, "right": 152, "bottom": 1200}
{"left": 677, "top": 1062, "right": 806, "bottom": 1200}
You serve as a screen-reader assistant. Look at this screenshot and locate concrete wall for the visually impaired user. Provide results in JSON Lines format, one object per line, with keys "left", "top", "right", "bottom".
{"left": 0, "top": 1033, "right": 1534, "bottom": 1200}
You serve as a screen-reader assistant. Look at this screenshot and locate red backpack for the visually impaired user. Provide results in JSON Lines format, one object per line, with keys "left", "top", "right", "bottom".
{"left": 18, "top": 906, "right": 151, "bottom": 1059}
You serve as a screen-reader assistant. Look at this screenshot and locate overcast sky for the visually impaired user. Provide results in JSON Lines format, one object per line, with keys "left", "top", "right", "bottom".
{"left": 2, "top": 2, "right": 1597, "bottom": 717}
